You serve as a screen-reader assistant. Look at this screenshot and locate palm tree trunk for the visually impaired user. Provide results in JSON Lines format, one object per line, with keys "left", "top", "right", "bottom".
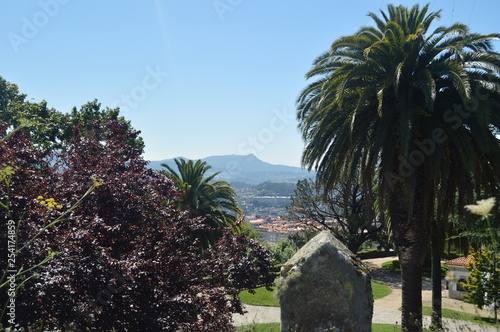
{"left": 494, "top": 255, "right": 498, "bottom": 324}
{"left": 396, "top": 223, "right": 429, "bottom": 332}
{"left": 430, "top": 219, "right": 443, "bottom": 331}
{"left": 400, "top": 258, "right": 424, "bottom": 331}
{"left": 388, "top": 167, "right": 432, "bottom": 332}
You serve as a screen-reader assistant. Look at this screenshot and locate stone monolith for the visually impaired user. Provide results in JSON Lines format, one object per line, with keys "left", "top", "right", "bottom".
{"left": 276, "top": 231, "right": 373, "bottom": 332}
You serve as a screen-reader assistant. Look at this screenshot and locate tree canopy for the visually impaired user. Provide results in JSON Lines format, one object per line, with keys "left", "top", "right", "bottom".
{"left": 162, "top": 158, "right": 243, "bottom": 249}
{"left": 0, "top": 76, "right": 144, "bottom": 152}
{"left": 297, "top": 4, "right": 500, "bottom": 331}
{"left": 0, "top": 122, "right": 273, "bottom": 330}
{"left": 462, "top": 248, "right": 500, "bottom": 323}
{"left": 286, "top": 179, "right": 386, "bottom": 254}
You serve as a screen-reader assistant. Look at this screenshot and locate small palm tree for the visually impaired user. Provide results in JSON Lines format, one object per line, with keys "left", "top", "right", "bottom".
{"left": 297, "top": 4, "right": 500, "bottom": 331}
{"left": 162, "top": 158, "right": 243, "bottom": 248}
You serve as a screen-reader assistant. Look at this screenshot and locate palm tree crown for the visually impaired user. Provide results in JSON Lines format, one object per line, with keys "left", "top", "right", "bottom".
{"left": 298, "top": 3, "right": 500, "bottom": 196}
{"left": 297, "top": 4, "right": 500, "bottom": 331}
{"left": 162, "top": 158, "right": 242, "bottom": 247}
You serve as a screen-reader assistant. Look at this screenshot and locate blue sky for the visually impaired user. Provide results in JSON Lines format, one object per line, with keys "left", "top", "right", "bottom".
{"left": 1, "top": 1, "right": 499, "bottom": 167}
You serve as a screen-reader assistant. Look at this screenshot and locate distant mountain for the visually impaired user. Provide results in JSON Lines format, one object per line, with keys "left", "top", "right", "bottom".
{"left": 148, "top": 154, "right": 314, "bottom": 185}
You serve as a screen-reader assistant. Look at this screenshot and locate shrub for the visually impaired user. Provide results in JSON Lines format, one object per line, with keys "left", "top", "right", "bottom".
{"left": 381, "top": 260, "right": 401, "bottom": 272}
{"left": 1, "top": 122, "right": 274, "bottom": 331}
{"left": 381, "top": 259, "right": 448, "bottom": 278}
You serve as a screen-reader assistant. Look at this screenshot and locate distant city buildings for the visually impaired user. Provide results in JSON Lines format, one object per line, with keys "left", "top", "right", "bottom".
{"left": 245, "top": 215, "right": 306, "bottom": 243}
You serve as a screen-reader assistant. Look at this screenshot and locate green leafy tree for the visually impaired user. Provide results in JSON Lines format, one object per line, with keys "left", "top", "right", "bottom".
{"left": 297, "top": 4, "right": 500, "bottom": 331}
{"left": 60, "top": 99, "right": 145, "bottom": 152}
{"left": 286, "top": 179, "right": 385, "bottom": 254}
{"left": 270, "top": 238, "right": 298, "bottom": 265}
{"left": 0, "top": 76, "right": 144, "bottom": 152}
{"left": 269, "top": 230, "right": 317, "bottom": 265}
{"left": 462, "top": 248, "right": 500, "bottom": 323}
{"left": 461, "top": 198, "right": 500, "bottom": 324}
{"left": 0, "top": 77, "right": 67, "bottom": 151}
{"left": 162, "top": 158, "right": 243, "bottom": 248}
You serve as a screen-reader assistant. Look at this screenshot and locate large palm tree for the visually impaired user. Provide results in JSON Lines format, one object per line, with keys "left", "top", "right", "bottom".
{"left": 297, "top": 4, "right": 500, "bottom": 331}
{"left": 162, "top": 158, "right": 243, "bottom": 248}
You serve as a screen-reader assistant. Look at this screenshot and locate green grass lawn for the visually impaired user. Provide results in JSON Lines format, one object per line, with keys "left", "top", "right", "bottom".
{"left": 239, "top": 281, "right": 392, "bottom": 307}
{"left": 371, "top": 281, "right": 392, "bottom": 299}
{"left": 239, "top": 286, "right": 279, "bottom": 307}
{"left": 371, "top": 324, "right": 401, "bottom": 332}
{"left": 234, "top": 323, "right": 415, "bottom": 331}
{"left": 422, "top": 306, "right": 498, "bottom": 326}
{"left": 236, "top": 287, "right": 500, "bottom": 331}
{"left": 234, "top": 322, "right": 280, "bottom": 331}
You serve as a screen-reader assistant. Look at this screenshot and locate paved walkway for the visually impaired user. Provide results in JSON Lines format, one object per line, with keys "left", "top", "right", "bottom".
{"left": 233, "top": 257, "right": 500, "bottom": 331}
{"left": 233, "top": 305, "right": 499, "bottom": 331}
{"left": 366, "top": 257, "right": 494, "bottom": 318}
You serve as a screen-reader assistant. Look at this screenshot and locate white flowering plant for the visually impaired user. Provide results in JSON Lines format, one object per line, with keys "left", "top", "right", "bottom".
{"left": 465, "top": 197, "right": 496, "bottom": 218}
{"left": 464, "top": 197, "right": 498, "bottom": 250}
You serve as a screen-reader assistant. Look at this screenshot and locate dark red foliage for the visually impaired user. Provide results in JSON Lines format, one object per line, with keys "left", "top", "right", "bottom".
{"left": 0, "top": 124, "right": 55, "bottom": 323}
{"left": 0, "top": 121, "right": 274, "bottom": 331}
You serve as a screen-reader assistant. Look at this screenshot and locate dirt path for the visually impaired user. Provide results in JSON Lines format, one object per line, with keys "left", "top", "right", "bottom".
{"left": 233, "top": 304, "right": 499, "bottom": 331}
{"left": 364, "top": 257, "right": 494, "bottom": 318}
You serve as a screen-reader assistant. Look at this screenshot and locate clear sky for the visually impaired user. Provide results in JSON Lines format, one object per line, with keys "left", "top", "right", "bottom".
{"left": 1, "top": 1, "right": 499, "bottom": 167}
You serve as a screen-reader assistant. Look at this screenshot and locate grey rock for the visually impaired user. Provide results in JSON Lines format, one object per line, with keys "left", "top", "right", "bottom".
{"left": 277, "top": 231, "right": 373, "bottom": 332}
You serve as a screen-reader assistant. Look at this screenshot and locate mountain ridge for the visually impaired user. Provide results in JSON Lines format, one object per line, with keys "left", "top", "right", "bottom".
{"left": 148, "top": 154, "right": 314, "bottom": 185}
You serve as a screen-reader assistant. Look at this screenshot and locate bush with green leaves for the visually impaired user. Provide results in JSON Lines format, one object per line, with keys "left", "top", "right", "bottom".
{"left": 382, "top": 259, "right": 448, "bottom": 278}
{"left": 462, "top": 248, "right": 500, "bottom": 323}
{"left": 0, "top": 76, "right": 144, "bottom": 153}
{"left": 269, "top": 230, "right": 317, "bottom": 265}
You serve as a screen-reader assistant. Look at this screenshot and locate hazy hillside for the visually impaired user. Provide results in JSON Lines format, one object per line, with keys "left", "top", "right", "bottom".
{"left": 148, "top": 154, "right": 314, "bottom": 185}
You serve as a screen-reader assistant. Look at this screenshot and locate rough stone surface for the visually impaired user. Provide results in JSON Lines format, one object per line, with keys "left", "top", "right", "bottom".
{"left": 276, "top": 231, "right": 373, "bottom": 332}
